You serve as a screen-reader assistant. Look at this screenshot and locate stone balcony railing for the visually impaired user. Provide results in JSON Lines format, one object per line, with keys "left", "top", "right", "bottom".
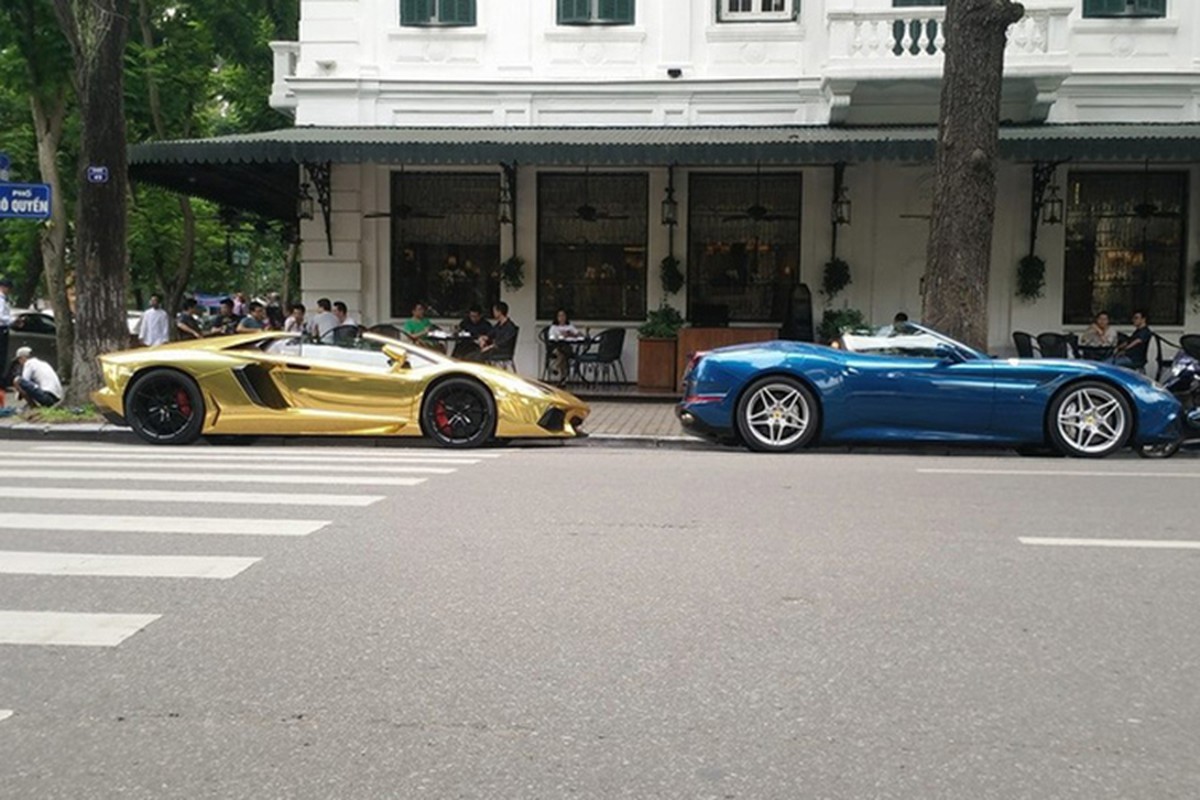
{"left": 826, "top": 2, "right": 1073, "bottom": 80}
{"left": 269, "top": 40, "right": 300, "bottom": 112}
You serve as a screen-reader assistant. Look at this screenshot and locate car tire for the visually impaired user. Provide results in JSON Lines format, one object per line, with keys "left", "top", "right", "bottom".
{"left": 420, "top": 377, "right": 496, "bottom": 449}
{"left": 125, "top": 369, "right": 205, "bottom": 446}
{"left": 735, "top": 376, "right": 820, "bottom": 453}
{"left": 1047, "top": 381, "right": 1132, "bottom": 459}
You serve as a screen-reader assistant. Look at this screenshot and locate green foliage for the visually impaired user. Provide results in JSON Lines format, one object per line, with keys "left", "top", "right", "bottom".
{"left": 822, "top": 257, "right": 852, "bottom": 300}
{"left": 660, "top": 255, "right": 684, "bottom": 295}
{"left": 638, "top": 303, "right": 685, "bottom": 339}
{"left": 499, "top": 256, "right": 525, "bottom": 290}
{"left": 818, "top": 307, "right": 869, "bottom": 343}
{"left": 1016, "top": 254, "right": 1046, "bottom": 302}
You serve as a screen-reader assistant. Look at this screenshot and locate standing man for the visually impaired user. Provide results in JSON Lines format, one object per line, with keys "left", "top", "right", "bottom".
{"left": 284, "top": 303, "right": 307, "bottom": 334}
{"left": 265, "top": 292, "right": 286, "bottom": 330}
{"left": 307, "top": 298, "right": 339, "bottom": 339}
{"left": 333, "top": 301, "right": 357, "bottom": 328}
{"left": 208, "top": 297, "right": 241, "bottom": 336}
{"left": 176, "top": 298, "right": 205, "bottom": 340}
{"left": 236, "top": 301, "right": 269, "bottom": 332}
{"left": 14, "top": 346, "right": 62, "bottom": 408}
{"left": 137, "top": 294, "right": 170, "bottom": 347}
{"left": 0, "top": 278, "right": 13, "bottom": 367}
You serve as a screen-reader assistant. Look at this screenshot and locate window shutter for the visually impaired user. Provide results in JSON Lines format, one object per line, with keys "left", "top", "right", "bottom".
{"left": 1133, "top": 0, "right": 1166, "bottom": 15}
{"left": 400, "top": 0, "right": 433, "bottom": 24}
{"left": 558, "top": 0, "right": 589, "bottom": 23}
{"left": 442, "top": 0, "right": 475, "bottom": 24}
{"left": 598, "top": 0, "right": 634, "bottom": 22}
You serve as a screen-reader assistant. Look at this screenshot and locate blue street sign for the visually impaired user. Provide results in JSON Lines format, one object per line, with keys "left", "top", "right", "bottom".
{"left": 86, "top": 165, "right": 109, "bottom": 184}
{"left": 0, "top": 183, "right": 52, "bottom": 220}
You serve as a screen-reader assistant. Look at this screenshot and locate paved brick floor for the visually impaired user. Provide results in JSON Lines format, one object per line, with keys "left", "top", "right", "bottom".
{"left": 583, "top": 400, "right": 682, "bottom": 438}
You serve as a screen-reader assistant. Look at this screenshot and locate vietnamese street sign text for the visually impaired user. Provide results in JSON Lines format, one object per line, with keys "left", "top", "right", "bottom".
{"left": 0, "top": 184, "right": 52, "bottom": 220}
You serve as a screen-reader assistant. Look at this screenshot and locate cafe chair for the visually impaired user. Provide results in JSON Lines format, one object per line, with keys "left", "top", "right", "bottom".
{"left": 537, "top": 326, "right": 555, "bottom": 381}
{"left": 1035, "top": 332, "right": 1071, "bottom": 359}
{"left": 1151, "top": 334, "right": 1178, "bottom": 382}
{"left": 1012, "top": 331, "right": 1037, "bottom": 358}
{"left": 574, "top": 328, "right": 627, "bottom": 386}
{"left": 1181, "top": 334, "right": 1200, "bottom": 361}
{"left": 367, "top": 323, "right": 402, "bottom": 339}
{"left": 482, "top": 325, "right": 519, "bottom": 372}
{"left": 321, "top": 324, "right": 362, "bottom": 348}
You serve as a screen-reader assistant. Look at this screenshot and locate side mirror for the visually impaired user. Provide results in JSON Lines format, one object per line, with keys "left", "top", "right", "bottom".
{"left": 382, "top": 344, "right": 408, "bottom": 369}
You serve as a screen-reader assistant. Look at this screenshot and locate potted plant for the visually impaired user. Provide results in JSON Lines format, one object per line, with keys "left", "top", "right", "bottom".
{"left": 637, "top": 303, "right": 684, "bottom": 390}
{"left": 1016, "top": 254, "right": 1045, "bottom": 302}
{"left": 498, "top": 255, "right": 525, "bottom": 291}
{"left": 660, "top": 255, "right": 684, "bottom": 295}
{"left": 822, "top": 257, "right": 852, "bottom": 300}
{"left": 817, "top": 307, "right": 868, "bottom": 344}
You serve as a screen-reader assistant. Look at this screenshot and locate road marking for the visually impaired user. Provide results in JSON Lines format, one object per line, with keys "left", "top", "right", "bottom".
{"left": 29, "top": 444, "right": 503, "bottom": 459}
{"left": 0, "top": 551, "right": 261, "bottom": 579}
{"left": 919, "top": 468, "right": 1200, "bottom": 480}
{"left": 0, "top": 470, "right": 427, "bottom": 487}
{"left": 0, "top": 710, "right": 11, "bottom": 724}
{"left": 23, "top": 450, "right": 481, "bottom": 466}
{"left": 1020, "top": 537, "right": 1200, "bottom": 551}
{"left": 16, "top": 457, "right": 457, "bottom": 475}
{"left": 0, "top": 513, "right": 327, "bottom": 536}
{"left": 0, "top": 610, "right": 161, "bottom": 647}
{"left": 0, "top": 487, "right": 384, "bottom": 507}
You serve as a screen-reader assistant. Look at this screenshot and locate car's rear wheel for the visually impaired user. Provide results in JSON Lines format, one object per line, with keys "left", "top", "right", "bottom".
{"left": 126, "top": 369, "right": 205, "bottom": 446}
{"left": 1047, "top": 381, "right": 1131, "bottom": 458}
{"left": 736, "top": 376, "right": 820, "bottom": 453}
{"left": 421, "top": 377, "right": 496, "bottom": 449}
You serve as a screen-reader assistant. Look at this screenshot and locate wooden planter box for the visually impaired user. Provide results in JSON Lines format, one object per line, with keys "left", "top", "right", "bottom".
{"left": 637, "top": 337, "right": 678, "bottom": 390}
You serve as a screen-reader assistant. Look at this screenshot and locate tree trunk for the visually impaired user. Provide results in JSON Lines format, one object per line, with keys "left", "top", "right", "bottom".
{"left": 30, "top": 90, "right": 74, "bottom": 379}
{"left": 922, "top": 0, "right": 1024, "bottom": 351}
{"left": 53, "top": 0, "right": 131, "bottom": 404}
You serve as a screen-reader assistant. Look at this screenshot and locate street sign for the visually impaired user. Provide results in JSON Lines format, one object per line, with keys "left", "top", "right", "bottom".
{"left": 0, "top": 183, "right": 52, "bottom": 220}
{"left": 86, "top": 165, "right": 109, "bottom": 184}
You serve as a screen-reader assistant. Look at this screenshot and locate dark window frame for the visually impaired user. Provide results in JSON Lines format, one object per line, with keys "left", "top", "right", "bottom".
{"left": 557, "top": 0, "right": 636, "bottom": 26}
{"left": 536, "top": 171, "right": 649, "bottom": 322}
{"left": 1082, "top": 0, "right": 1166, "bottom": 18}
{"left": 717, "top": 0, "right": 798, "bottom": 23}
{"left": 400, "top": 0, "right": 476, "bottom": 27}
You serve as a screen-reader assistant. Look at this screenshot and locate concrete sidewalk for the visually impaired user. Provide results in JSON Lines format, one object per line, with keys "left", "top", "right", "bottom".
{"left": 0, "top": 399, "right": 699, "bottom": 449}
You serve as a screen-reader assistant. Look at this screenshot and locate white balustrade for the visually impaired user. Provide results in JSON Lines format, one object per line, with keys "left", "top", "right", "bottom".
{"left": 269, "top": 41, "right": 300, "bottom": 111}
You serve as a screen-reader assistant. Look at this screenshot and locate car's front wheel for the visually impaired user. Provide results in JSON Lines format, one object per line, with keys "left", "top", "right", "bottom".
{"left": 421, "top": 377, "right": 496, "bottom": 449}
{"left": 125, "top": 369, "right": 205, "bottom": 446}
{"left": 1047, "top": 381, "right": 1131, "bottom": 458}
{"left": 736, "top": 376, "right": 820, "bottom": 453}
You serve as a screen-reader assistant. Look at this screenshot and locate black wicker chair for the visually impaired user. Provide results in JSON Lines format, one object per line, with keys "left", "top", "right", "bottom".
{"left": 1035, "top": 332, "right": 1071, "bottom": 359}
{"left": 573, "top": 328, "right": 627, "bottom": 386}
{"left": 1181, "top": 334, "right": 1200, "bottom": 361}
{"left": 1012, "top": 331, "right": 1037, "bottom": 358}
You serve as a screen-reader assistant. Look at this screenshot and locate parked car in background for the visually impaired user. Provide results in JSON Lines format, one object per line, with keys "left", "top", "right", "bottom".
{"left": 7, "top": 311, "right": 58, "bottom": 375}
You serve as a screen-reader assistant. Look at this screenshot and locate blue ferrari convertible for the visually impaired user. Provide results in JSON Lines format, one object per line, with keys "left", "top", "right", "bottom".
{"left": 677, "top": 323, "right": 1182, "bottom": 457}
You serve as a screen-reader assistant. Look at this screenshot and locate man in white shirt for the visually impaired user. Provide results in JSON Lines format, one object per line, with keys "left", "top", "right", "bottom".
{"left": 307, "top": 297, "right": 339, "bottom": 339}
{"left": 0, "top": 278, "right": 13, "bottom": 368}
{"left": 138, "top": 294, "right": 170, "bottom": 347}
{"left": 15, "top": 346, "right": 62, "bottom": 407}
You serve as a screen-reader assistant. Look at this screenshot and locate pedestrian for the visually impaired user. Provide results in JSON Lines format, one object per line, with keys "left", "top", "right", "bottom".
{"left": 307, "top": 298, "right": 339, "bottom": 339}
{"left": 333, "top": 301, "right": 357, "bottom": 328}
{"left": 0, "top": 278, "right": 13, "bottom": 370}
{"left": 14, "top": 346, "right": 62, "bottom": 408}
{"left": 137, "top": 294, "right": 171, "bottom": 347}
{"left": 265, "top": 292, "right": 286, "bottom": 330}
{"left": 176, "top": 297, "right": 205, "bottom": 340}
{"left": 284, "top": 303, "right": 306, "bottom": 334}
{"left": 209, "top": 297, "right": 241, "bottom": 336}
{"left": 232, "top": 291, "right": 248, "bottom": 317}
{"left": 236, "top": 301, "right": 269, "bottom": 332}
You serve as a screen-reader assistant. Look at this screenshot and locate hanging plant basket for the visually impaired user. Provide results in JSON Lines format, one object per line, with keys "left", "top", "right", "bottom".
{"left": 822, "top": 258, "right": 851, "bottom": 300}
{"left": 1016, "top": 254, "right": 1046, "bottom": 302}
{"left": 498, "top": 256, "right": 525, "bottom": 291}
{"left": 660, "top": 256, "right": 685, "bottom": 296}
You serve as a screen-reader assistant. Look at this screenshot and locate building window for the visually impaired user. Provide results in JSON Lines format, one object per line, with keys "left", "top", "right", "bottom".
{"left": 401, "top": 0, "right": 476, "bottom": 26}
{"left": 1063, "top": 171, "right": 1187, "bottom": 327}
{"left": 537, "top": 173, "right": 647, "bottom": 321}
{"left": 718, "top": 0, "right": 796, "bottom": 22}
{"left": 558, "top": 0, "right": 635, "bottom": 25}
{"left": 389, "top": 172, "right": 500, "bottom": 319}
{"left": 1082, "top": 0, "right": 1165, "bottom": 17}
{"left": 687, "top": 173, "right": 802, "bottom": 324}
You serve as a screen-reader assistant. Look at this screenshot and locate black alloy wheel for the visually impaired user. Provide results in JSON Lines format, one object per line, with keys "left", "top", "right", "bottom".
{"left": 421, "top": 377, "right": 496, "bottom": 449}
{"left": 126, "top": 369, "right": 205, "bottom": 445}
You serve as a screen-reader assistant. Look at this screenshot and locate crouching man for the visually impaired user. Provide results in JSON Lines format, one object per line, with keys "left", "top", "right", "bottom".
{"left": 15, "top": 346, "right": 62, "bottom": 408}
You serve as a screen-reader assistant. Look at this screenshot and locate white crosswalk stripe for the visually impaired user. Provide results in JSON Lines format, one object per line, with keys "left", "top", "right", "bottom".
{"left": 0, "top": 442, "right": 500, "bottom": 652}
{"left": 0, "top": 487, "right": 385, "bottom": 507}
{"left": 0, "top": 610, "right": 161, "bottom": 647}
{"left": 0, "top": 513, "right": 327, "bottom": 536}
{"left": 0, "top": 710, "right": 12, "bottom": 723}
{"left": 0, "top": 551, "right": 261, "bottom": 579}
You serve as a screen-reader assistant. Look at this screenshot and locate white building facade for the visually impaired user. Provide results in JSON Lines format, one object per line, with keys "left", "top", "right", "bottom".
{"left": 135, "top": 0, "right": 1200, "bottom": 373}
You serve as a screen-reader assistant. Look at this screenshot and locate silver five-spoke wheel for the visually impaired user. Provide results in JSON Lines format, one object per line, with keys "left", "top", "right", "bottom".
{"left": 736, "top": 377, "right": 820, "bottom": 453}
{"left": 1048, "top": 381, "right": 1131, "bottom": 458}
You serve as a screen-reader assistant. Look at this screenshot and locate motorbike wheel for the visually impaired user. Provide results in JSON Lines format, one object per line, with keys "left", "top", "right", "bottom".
{"left": 1136, "top": 441, "right": 1181, "bottom": 459}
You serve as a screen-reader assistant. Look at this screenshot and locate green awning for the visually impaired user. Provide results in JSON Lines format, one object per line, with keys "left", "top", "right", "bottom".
{"left": 128, "top": 123, "right": 1200, "bottom": 218}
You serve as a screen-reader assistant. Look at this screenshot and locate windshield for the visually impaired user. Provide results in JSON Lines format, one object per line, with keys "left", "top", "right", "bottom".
{"left": 258, "top": 333, "right": 441, "bottom": 369}
{"left": 840, "top": 322, "right": 985, "bottom": 361}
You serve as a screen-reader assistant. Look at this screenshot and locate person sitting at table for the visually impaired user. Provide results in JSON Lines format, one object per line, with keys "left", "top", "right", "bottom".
{"left": 475, "top": 301, "right": 517, "bottom": 363}
{"left": 1079, "top": 310, "right": 1117, "bottom": 348}
{"left": 547, "top": 308, "right": 582, "bottom": 383}
{"left": 452, "top": 304, "right": 492, "bottom": 360}
{"left": 402, "top": 302, "right": 436, "bottom": 345}
{"left": 1114, "top": 309, "right": 1153, "bottom": 371}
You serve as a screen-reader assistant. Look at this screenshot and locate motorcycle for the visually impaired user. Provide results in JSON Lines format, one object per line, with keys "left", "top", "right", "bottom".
{"left": 1137, "top": 348, "right": 1200, "bottom": 459}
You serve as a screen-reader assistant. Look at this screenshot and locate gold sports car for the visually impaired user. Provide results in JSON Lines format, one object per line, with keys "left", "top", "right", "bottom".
{"left": 92, "top": 331, "right": 590, "bottom": 448}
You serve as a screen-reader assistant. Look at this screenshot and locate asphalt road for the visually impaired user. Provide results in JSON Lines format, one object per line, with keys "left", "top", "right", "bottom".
{"left": 0, "top": 440, "right": 1198, "bottom": 799}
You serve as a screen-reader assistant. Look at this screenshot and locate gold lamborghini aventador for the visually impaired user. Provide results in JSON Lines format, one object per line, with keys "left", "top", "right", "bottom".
{"left": 92, "top": 332, "right": 590, "bottom": 448}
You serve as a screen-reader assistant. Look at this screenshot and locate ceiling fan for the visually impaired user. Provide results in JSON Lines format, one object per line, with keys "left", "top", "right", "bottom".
{"left": 574, "top": 168, "right": 629, "bottom": 222}
{"left": 723, "top": 165, "right": 791, "bottom": 223}
{"left": 363, "top": 169, "right": 445, "bottom": 221}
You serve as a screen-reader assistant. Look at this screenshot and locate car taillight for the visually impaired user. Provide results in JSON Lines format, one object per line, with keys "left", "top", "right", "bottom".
{"left": 685, "top": 350, "right": 708, "bottom": 377}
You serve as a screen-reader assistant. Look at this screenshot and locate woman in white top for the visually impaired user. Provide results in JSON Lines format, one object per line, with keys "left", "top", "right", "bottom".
{"left": 1079, "top": 310, "right": 1118, "bottom": 348}
{"left": 546, "top": 309, "right": 582, "bottom": 384}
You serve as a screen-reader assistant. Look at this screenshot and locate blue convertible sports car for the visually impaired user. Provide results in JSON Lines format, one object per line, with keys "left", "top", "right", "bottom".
{"left": 677, "top": 324, "right": 1182, "bottom": 458}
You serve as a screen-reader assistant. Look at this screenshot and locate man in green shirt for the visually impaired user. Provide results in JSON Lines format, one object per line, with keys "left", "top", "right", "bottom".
{"left": 402, "top": 302, "right": 434, "bottom": 344}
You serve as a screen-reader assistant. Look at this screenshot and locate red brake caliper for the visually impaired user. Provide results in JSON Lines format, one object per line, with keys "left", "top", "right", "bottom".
{"left": 434, "top": 399, "right": 451, "bottom": 434}
{"left": 175, "top": 388, "right": 192, "bottom": 418}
